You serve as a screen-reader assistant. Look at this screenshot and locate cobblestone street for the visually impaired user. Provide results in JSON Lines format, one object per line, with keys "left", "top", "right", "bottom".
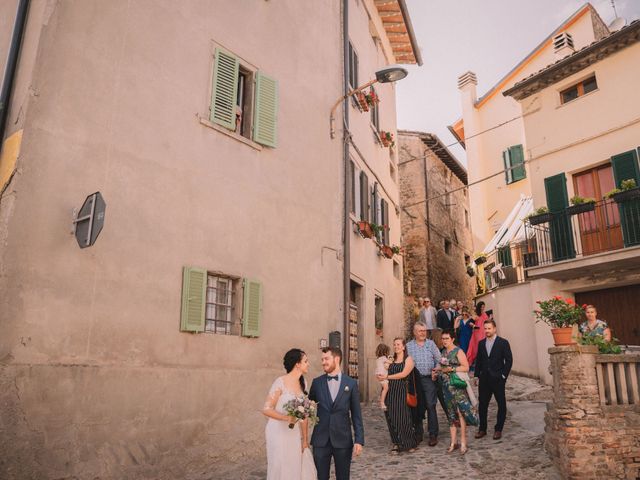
{"left": 213, "top": 375, "right": 560, "bottom": 480}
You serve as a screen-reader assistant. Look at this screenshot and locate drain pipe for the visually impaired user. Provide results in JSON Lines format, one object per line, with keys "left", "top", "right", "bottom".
{"left": 0, "top": 0, "right": 30, "bottom": 151}
{"left": 341, "top": 0, "right": 351, "bottom": 360}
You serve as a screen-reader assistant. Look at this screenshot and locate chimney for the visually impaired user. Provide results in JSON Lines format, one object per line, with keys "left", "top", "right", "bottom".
{"left": 553, "top": 32, "right": 575, "bottom": 59}
{"left": 458, "top": 71, "right": 478, "bottom": 104}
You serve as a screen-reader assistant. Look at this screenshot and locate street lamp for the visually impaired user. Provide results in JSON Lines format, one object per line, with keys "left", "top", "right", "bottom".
{"left": 330, "top": 65, "right": 408, "bottom": 138}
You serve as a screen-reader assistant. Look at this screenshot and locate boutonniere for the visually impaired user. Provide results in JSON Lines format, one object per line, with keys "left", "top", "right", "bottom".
{"left": 344, "top": 386, "right": 350, "bottom": 392}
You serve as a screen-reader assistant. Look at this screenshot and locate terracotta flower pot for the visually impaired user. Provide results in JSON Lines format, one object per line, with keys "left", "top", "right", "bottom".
{"left": 551, "top": 327, "right": 575, "bottom": 346}
{"left": 357, "top": 221, "right": 374, "bottom": 239}
{"left": 356, "top": 92, "right": 369, "bottom": 112}
{"left": 381, "top": 245, "right": 394, "bottom": 259}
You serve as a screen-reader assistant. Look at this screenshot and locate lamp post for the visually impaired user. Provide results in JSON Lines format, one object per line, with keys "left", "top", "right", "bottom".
{"left": 329, "top": 66, "right": 408, "bottom": 138}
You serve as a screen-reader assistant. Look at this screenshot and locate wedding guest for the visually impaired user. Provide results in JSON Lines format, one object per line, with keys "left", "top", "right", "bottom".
{"left": 436, "top": 299, "right": 454, "bottom": 331}
{"left": 456, "top": 300, "right": 464, "bottom": 312}
{"left": 474, "top": 320, "right": 512, "bottom": 441}
{"left": 437, "top": 330, "right": 478, "bottom": 455}
{"left": 420, "top": 298, "right": 437, "bottom": 336}
{"left": 579, "top": 305, "right": 612, "bottom": 341}
{"left": 449, "top": 299, "right": 458, "bottom": 316}
{"left": 429, "top": 328, "right": 450, "bottom": 421}
{"left": 406, "top": 322, "right": 441, "bottom": 446}
{"left": 377, "top": 338, "right": 418, "bottom": 453}
{"left": 375, "top": 343, "right": 391, "bottom": 410}
{"left": 456, "top": 307, "right": 474, "bottom": 353}
{"left": 466, "top": 301, "right": 490, "bottom": 367}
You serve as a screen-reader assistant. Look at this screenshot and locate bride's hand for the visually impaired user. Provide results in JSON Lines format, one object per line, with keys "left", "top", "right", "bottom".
{"left": 287, "top": 415, "right": 298, "bottom": 425}
{"left": 301, "top": 441, "right": 309, "bottom": 452}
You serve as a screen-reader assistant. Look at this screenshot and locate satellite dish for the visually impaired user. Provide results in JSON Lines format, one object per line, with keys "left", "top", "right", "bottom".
{"left": 608, "top": 17, "right": 626, "bottom": 32}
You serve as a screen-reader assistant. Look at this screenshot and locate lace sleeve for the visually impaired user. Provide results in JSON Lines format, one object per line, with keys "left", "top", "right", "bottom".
{"left": 263, "top": 377, "right": 282, "bottom": 411}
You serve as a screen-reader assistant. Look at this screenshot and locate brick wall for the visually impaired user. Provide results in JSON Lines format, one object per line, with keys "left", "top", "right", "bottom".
{"left": 545, "top": 345, "right": 640, "bottom": 479}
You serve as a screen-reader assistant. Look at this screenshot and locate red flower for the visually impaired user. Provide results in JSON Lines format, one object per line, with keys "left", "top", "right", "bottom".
{"left": 566, "top": 298, "right": 574, "bottom": 304}
{"left": 582, "top": 304, "right": 588, "bottom": 309}
{"left": 554, "top": 295, "right": 562, "bottom": 300}
{"left": 536, "top": 300, "right": 541, "bottom": 304}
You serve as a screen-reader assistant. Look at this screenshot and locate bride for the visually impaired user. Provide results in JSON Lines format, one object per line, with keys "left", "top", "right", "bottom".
{"left": 262, "top": 348, "right": 317, "bottom": 480}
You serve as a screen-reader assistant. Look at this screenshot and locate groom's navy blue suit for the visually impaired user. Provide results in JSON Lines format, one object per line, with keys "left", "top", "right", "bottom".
{"left": 309, "top": 373, "right": 364, "bottom": 480}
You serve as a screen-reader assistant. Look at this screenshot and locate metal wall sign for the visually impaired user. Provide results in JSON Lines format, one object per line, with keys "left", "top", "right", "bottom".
{"left": 72, "top": 192, "right": 106, "bottom": 248}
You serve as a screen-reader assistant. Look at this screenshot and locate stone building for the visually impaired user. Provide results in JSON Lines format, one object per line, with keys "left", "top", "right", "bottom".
{"left": 398, "top": 130, "right": 474, "bottom": 321}
{"left": 0, "top": 0, "right": 420, "bottom": 478}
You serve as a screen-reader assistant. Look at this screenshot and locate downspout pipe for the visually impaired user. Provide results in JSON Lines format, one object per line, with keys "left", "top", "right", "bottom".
{"left": 0, "top": 0, "right": 30, "bottom": 151}
{"left": 341, "top": 0, "right": 351, "bottom": 362}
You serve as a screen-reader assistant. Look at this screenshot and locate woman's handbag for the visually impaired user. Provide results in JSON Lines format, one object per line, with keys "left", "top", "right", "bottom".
{"left": 450, "top": 372, "right": 468, "bottom": 389}
{"left": 406, "top": 374, "right": 418, "bottom": 407}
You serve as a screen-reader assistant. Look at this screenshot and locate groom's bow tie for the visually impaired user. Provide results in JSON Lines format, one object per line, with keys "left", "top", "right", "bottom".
{"left": 327, "top": 375, "right": 339, "bottom": 381}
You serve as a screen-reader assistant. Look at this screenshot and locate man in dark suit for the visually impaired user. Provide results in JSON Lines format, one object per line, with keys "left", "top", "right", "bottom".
{"left": 436, "top": 299, "right": 454, "bottom": 330}
{"left": 474, "top": 319, "right": 513, "bottom": 440}
{"left": 309, "top": 347, "right": 364, "bottom": 480}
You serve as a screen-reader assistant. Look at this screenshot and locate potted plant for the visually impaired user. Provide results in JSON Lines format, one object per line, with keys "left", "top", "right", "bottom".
{"left": 533, "top": 296, "right": 585, "bottom": 346}
{"left": 606, "top": 178, "right": 640, "bottom": 203}
{"left": 364, "top": 88, "right": 379, "bottom": 108}
{"left": 370, "top": 223, "right": 388, "bottom": 239}
{"left": 466, "top": 265, "right": 475, "bottom": 277}
{"left": 379, "top": 131, "right": 394, "bottom": 148}
{"left": 579, "top": 334, "right": 622, "bottom": 354}
{"left": 356, "top": 91, "right": 369, "bottom": 112}
{"left": 526, "top": 206, "right": 553, "bottom": 226}
{"left": 380, "top": 245, "right": 394, "bottom": 258}
{"left": 474, "top": 253, "right": 487, "bottom": 265}
{"left": 567, "top": 195, "right": 596, "bottom": 215}
{"left": 357, "top": 220, "right": 374, "bottom": 239}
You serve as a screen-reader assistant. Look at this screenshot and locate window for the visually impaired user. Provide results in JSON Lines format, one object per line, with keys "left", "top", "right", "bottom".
{"left": 359, "top": 171, "right": 369, "bottom": 221}
{"left": 180, "top": 267, "right": 262, "bottom": 337}
{"left": 464, "top": 254, "right": 471, "bottom": 265}
{"left": 498, "top": 246, "right": 512, "bottom": 267}
{"left": 560, "top": 75, "right": 597, "bottom": 104}
{"left": 464, "top": 209, "right": 470, "bottom": 227}
{"left": 348, "top": 42, "right": 359, "bottom": 90}
{"left": 370, "top": 86, "right": 379, "bottom": 131}
{"left": 210, "top": 47, "right": 278, "bottom": 147}
{"left": 444, "top": 239, "right": 452, "bottom": 254}
{"left": 374, "top": 296, "right": 383, "bottom": 331}
{"left": 380, "top": 198, "right": 390, "bottom": 245}
{"left": 503, "top": 144, "right": 526, "bottom": 184}
{"left": 349, "top": 161, "right": 356, "bottom": 214}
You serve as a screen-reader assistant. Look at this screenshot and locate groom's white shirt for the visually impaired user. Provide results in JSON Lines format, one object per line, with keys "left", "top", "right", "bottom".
{"left": 328, "top": 372, "right": 342, "bottom": 402}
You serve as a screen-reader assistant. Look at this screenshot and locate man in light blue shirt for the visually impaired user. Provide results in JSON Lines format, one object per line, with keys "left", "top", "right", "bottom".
{"left": 406, "top": 321, "right": 441, "bottom": 446}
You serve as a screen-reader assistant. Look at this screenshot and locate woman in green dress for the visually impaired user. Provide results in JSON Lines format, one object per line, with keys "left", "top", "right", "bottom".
{"left": 437, "top": 330, "right": 478, "bottom": 455}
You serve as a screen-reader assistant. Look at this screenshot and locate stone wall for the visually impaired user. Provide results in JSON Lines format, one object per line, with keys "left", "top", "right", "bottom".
{"left": 545, "top": 345, "right": 640, "bottom": 479}
{"left": 398, "top": 131, "right": 475, "bottom": 318}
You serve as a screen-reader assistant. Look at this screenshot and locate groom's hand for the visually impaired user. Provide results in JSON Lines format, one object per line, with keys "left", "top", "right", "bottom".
{"left": 353, "top": 443, "right": 363, "bottom": 457}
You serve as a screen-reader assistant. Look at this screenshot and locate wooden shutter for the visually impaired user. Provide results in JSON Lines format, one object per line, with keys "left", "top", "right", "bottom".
{"left": 509, "top": 145, "right": 526, "bottom": 181}
{"left": 253, "top": 72, "right": 278, "bottom": 147}
{"left": 544, "top": 173, "right": 575, "bottom": 261}
{"left": 210, "top": 48, "right": 239, "bottom": 130}
{"left": 242, "top": 278, "right": 262, "bottom": 337}
{"left": 498, "top": 246, "right": 512, "bottom": 267}
{"left": 349, "top": 161, "right": 356, "bottom": 214}
{"left": 180, "top": 267, "right": 206, "bottom": 332}
{"left": 611, "top": 150, "right": 640, "bottom": 246}
{"left": 359, "top": 171, "right": 369, "bottom": 221}
{"left": 502, "top": 150, "right": 511, "bottom": 184}
{"left": 381, "top": 199, "right": 390, "bottom": 245}
{"left": 611, "top": 150, "right": 640, "bottom": 187}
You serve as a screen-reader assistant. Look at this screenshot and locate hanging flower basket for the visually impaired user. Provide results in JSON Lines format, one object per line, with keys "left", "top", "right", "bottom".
{"left": 612, "top": 187, "right": 640, "bottom": 204}
{"left": 528, "top": 212, "right": 554, "bottom": 225}
{"left": 356, "top": 91, "right": 369, "bottom": 112}
{"left": 357, "top": 221, "right": 374, "bottom": 239}
{"left": 379, "top": 131, "right": 394, "bottom": 148}
{"left": 365, "top": 89, "right": 379, "bottom": 107}
{"left": 566, "top": 202, "right": 595, "bottom": 215}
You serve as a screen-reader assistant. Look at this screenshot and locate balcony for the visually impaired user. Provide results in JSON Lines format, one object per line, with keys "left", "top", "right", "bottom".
{"left": 522, "top": 195, "right": 640, "bottom": 280}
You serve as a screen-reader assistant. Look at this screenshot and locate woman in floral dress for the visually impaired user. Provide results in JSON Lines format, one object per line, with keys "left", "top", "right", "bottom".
{"left": 579, "top": 305, "right": 612, "bottom": 341}
{"left": 437, "top": 330, "right": 478, "bottom": 455}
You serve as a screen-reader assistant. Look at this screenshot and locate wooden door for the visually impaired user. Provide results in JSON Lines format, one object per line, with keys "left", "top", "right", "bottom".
{"left": 575, "top": 285, "right": 640, "bottom": 346}
{"left": 573, "top": 165, "right": 623, "bottom": 255}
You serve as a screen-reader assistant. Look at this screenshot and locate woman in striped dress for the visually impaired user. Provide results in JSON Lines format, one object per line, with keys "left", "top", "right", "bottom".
{"left": 379, "top": 337, "right": 418, "bottom": 453}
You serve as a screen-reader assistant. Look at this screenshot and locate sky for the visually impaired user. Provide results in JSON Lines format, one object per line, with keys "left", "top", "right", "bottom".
{"left": 396, "top": 0, "right": 640, "bottom": 165}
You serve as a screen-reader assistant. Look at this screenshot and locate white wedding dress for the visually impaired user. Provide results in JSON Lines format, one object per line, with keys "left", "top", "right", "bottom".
{"left": 264, "top": 376, "right": 317, "bottom": 480}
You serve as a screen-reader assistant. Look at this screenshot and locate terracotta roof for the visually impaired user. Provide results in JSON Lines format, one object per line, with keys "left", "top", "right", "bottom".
{"left": 503, "top": 19, "right": 640, "bottom": 100}
{"left": 398, "top": 130, "right": 467, "bottom": 184}
{"left": 374, "top": 0, "right": 423, "bottom": 66}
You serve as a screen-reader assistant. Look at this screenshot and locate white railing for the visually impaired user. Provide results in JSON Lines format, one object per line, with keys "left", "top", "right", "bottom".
{"left": 595, "top": 354, "right": 640, "bottom": 406}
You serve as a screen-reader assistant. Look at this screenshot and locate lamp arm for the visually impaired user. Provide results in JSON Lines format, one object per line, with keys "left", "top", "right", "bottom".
{"left": 330, "top": 78, "right": 379, "bottom": 138}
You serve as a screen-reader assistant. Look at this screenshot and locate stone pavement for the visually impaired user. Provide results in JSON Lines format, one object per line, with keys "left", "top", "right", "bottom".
{"left": 210, "top": 375, "right": 560, "bottom": 480}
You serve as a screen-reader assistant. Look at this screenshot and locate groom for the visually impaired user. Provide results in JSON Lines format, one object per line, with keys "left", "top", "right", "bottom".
{"left": 309, "top": 347, "right": 364, "bottom": 480}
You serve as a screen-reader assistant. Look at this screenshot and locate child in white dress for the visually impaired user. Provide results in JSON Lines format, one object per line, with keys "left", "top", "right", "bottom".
{"left": 375, "top": 343, "right": 391, "bottom": 410}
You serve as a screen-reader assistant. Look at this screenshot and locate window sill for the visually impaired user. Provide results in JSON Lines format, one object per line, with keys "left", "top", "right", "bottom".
{"left": 506, "top": 177, "right": 526, "bottom": 186}
{"left": 199, "top": 116, "right": 263, "bottom": 151}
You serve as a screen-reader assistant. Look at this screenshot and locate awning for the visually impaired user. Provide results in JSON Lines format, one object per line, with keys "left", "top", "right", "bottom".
{"left": 483, "top": 195, "right": 533, "bottom": 253}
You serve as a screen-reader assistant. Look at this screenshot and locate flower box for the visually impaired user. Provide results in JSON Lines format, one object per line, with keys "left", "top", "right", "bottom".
{"left": 566, "top": 202, "right": 595, "bottom": 215}
{"left": 356, "top": 91, "right": 369, "bottom": 112}
{"left": 474, "top": 255, "right": 486, "bottom": 265}
{"left": 528, "top": 212, "right": 554, "bottom": 225}
{"left": 612, "top": 187, "right": 640, "bottom": 204}
{"left": 357, "top": 221, "right": 374, "bottom": 239}
{"left": 380, "top": 245, "right": 394, "bottom": 259}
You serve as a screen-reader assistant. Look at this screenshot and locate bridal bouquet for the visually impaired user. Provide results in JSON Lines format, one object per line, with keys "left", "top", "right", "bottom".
{"left": 284, "top": 396, "right": 319, "bottom": 429}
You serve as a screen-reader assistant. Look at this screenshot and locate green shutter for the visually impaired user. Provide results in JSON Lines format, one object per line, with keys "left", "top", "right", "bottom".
{"left": 242, "top": 278, "right": 262, "bottom": 337}
{"left": 509, "top": 145, "right": 526, "bottom": 181}
{"left": 611, "top": 150, "right": 640, "bottom": 246}
{"left": 210, "top": 48, "right": 239, "bottom": 130}
{"left": 544, "top": 173, "right": 575, "bottom": 261}
{"left": 360, "top": 171, "right": 369, "bottom": 221}
{"left": 498, "top": 246, "right": 512, "bottom": 267}
{"left": 253, "top": 72, "right": 278, "bottom": 147}
{"left": 180, "top": 267, "right": 206, "bottom": 332}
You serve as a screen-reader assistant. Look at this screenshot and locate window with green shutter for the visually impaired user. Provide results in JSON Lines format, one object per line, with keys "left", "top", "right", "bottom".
{"left": 611, "top": 149, "right": 640, "bottom": 246}
{"left": 180, "top": 267, "right": 207, "bottom": 332}
{"left": 544, "top": 173, "right": 575, "bottom": 261}
{"left": 498, "top": 246, "right": 512, "bottom": 267}
{"left": 211, "top": 48, "right": 239, "bottom": 130}
{"left": 359, "top": 171, "right": 369, "bottom": 221}
{"left": 242, "top": 279, "right": 262, "bottom": 337}
{"left": 503, "top": 145, "right": 526, "bottom": 184}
